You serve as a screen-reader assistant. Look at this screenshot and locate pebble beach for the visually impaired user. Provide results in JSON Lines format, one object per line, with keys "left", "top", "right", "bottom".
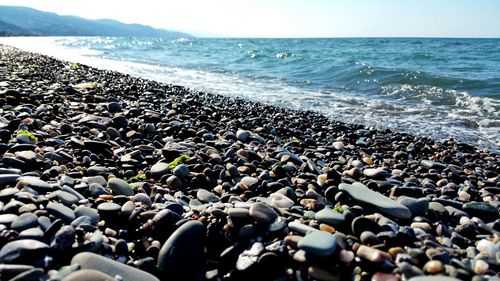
{"left": 0, "top": 45, "right": 499, "bottom": 281}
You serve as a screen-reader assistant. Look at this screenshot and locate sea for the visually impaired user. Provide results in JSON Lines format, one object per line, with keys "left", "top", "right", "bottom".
{"left": 1, "top": 37, "right": 499, "bottom": 150}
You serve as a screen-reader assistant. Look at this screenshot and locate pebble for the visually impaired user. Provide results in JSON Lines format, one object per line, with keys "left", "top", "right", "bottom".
{"left": 298, "top": 230, "right": 337, "bottom": 257}
{"left": 74, "top": 206, "right": 100, "bottom": 225}
{"left": 0, "top": 174, "right": 20, "bottom": 188}
{"left": 476, "top": 239, "right": 499, "bottom": 257}
{"left": 57, "top": 191, "right": 79, "bottom": 206}
{"left": 157, "top": 221, "right": 205, "bottom": 280}
{"left": 423, "top": 260, "right": 444, "bottom": 274}
{"left": 46, "top": 202, "right": 76, "bottom": 223}
{"left": 150, "top": 162, "right": 169, "bottom": 177}
{"left": 473, "top": 259, "right": 489, "bottom": 274}
{"left": 356, "top": 245, "right": 392, "bottom": 263}
{"left": 408, "top": 277, "right": 460, "bottom": 281}
{"left": 0, "top": 239, "right": 49, "bottom": 263}
{"left": 236, "top": 129, "right": 250, "bottom": 142}
{"left": 62, "top": 269, "right": 116, "bottom": 281}
{"left": 351, "top": 216, "right": 383, "bottom": 236}
{"left": 197, "top": 189, "right": 220, "bottom": 203}
{"left": 363, "top": 168, "right": 388, "bottom": 179}
{"left": 173, "top": 164, "right": 190, "bottom": 177}
{"left": 372, "top": 272, "right": 398, "bottom": 281}
{"left": 107, "top": 178, "right": 133, "bottom": 196}
{"left": 72, "top": 252, "right": 159, "bottom": 281}
{"left": 10, "top": 213, "right": 38, "bottom": 231}
{"left": 462, "top": 202, "right": 499, "bottom": 222}
{"left": 340, "top": 182, "right": 411, "bottom": 219}
{"left": 97, "top": 202, "right": 121, "bottom": 215}
{"left": 16, "top": 176, "right": 52, "bottom": 192}
{"left": 249, "top": 202, "right": 278, "bottom": 224}
{"left": 315, "top": 207, "right": 345, "bottom": 226}
{"left": 397, "top": 196, "right": 429, "bottom": 217}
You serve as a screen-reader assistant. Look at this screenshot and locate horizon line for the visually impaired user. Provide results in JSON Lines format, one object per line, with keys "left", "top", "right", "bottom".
{"left": 3, "top": 35, "right": 500, "bottom": 40}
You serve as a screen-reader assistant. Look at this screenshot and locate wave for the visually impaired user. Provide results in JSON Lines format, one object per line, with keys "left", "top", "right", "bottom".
{"left": 1, "top": 36, "right": 498, "bottom": 150}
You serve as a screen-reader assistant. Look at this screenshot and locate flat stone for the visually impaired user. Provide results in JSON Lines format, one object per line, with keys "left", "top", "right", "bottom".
{"left": 16, "top": 176, "right": 52, "bottom": 192}
{"left": 463, "top": 202, "right": 499, "bottom": 222}
{"left": 107, "top": 178, "right": 133, "bottom": 196}
{"left": 240, "top": 176, "right": 259, "bottom": 187}
{"left": 88, "top": 183, "right": 109, "bottom": 197}
{"left": 315, "top": 207, "right": 345, "bottom": 226}
{"left": 270, "top": 193, "right": 294, "bottom": 209}
{"left": 277, "top": 151, "right": 304, "bottom": 165}
{"left": 150, "top": 162, "right": 169, "bottom": 177}
{"left": 288, "top": 220, "right": 318, "bottom": 235}
{"left": 87, "top": 166, "right": 109, "bottom": 176}
{"left": 228, "top": 207, "right": 249, "bottom": 219}
{"left": 60, "top": 185, "right": 84, "bottom": 201}
{"left": 11, "top": 213, "right": 38, "bottom": 231}
{"left": 363, "top": 168, "right": 388, "bottom": 179}
{"left": 19, "top": 227, "right": 45, "bottom": 240}
{"left": 0, "top": 264, "right": 35, "bottom": 278}
{"left": 62, "top": 269, "right": 115, "bottom": 281}
{"left": 0, "top": 214, "right": 19, "bottom": 226}
{"left": 196, "top": 189, "right": 219, "bottom": 203}
{"left": 339, "top": 182, "right": 411, "bottom": 219}
{"left": 0, "top": 239, "right": 49, "bottom": 263}
{"left": 249, "top": 202, "right": 278, "bottom": 224}
{"left": 15, "top": 151, "right": 37, "bottom": 162}
{"left": 298, "top": 231, "right": 337, "bottom": 257}
{"left": 408, "top": 277, "right": 460, "bottom": 281}
{"left": 75, "top": 206, "right": 100, "bottom": 225}
{"left": 46, "top": 202, "right": 75, "bottom": 223}
{"left": 419, "top": 160, "right": 446, "bottom": 171}
{"left": 397, "top": 196, "right": 429, "bottom": 217}
{"left": 8, "top": 268, "right": 45, "bottom": 281}
{"left": 0, "top": 174, "right": 20, "bottom": 188}
{"left": 82, "top": 176, "right": 107, "bottom": 186}
{"left": 157, "top": 221, "right": 205, "bottom": 280}
{"left": 97, "top": 202, "right": 121, "bottom": 215}
{"left": 57, "top": 191, "right": 79, "bottom": 206}
{"left": 71, "top": 252, "right": 159, "bottom": 281}
{"left": 0, "top": 187, "right": 19, "bottom": 200}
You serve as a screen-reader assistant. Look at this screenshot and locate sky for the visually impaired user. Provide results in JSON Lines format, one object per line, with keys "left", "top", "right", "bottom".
{"left": 0, "top": 0, "right": 499, "bottom": 38}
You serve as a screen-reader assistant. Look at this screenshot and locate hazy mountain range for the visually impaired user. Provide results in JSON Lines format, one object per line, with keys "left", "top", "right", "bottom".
{"left": 0, "top": 6, "right": 191, "bottom": 37}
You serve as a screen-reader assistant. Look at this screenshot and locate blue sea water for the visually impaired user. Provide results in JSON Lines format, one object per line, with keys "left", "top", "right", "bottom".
{"left": 2, "top": 37, "right": 499, "bottom": 149}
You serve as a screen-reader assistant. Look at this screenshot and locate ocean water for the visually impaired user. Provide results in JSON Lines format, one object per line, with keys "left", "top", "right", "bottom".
{"left": 1, "top": 37, "right": 499, "bottom": 149}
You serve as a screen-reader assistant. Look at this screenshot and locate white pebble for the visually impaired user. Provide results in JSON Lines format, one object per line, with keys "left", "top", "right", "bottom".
{"left": 473, "top": 259, "right": 489, "bottom": 274}
{"left": 339, "top": 249, "right": 354, "bottom": 263}
{"left": 459, "top": 216, "right": 471, "bottom": 226}
{"left": 458, "top": 190, "right": 470, "bottom": 201}
{"left": 476, "top": 239, "right": 499, "bottom": 257}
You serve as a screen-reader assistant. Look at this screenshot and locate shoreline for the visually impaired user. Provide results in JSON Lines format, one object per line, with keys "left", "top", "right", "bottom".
{"left": 1, "top": 36, "right": 498, "bottom": 151}
{"left": 0, "top": 45, "right": 499, "bottom": 280}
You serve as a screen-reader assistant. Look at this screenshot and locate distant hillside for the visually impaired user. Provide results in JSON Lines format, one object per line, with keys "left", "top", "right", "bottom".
{"left": 0, "top": 6, "right": 191, "bottom": 37}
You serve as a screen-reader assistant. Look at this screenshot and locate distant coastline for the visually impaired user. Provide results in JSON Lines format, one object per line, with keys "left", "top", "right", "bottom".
{"left": 0, "top": 5, "right": 191, "bottom": 38}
